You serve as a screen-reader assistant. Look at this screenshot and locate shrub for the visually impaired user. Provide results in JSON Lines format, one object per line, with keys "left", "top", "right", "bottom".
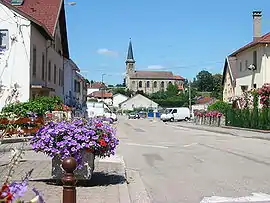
{"left": 207, "top": 101, "right": 231, "bottom": 114}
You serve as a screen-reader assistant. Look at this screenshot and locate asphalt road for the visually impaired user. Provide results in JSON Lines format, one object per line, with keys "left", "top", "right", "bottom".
{"left": 116, "top": 117, "right": 270, "bottom": 203}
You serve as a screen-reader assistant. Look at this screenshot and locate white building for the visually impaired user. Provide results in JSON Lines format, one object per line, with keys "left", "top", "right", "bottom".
{"left": 112, "top": 93, "right": 128, "bottom": 108}
{"left": 63, "top": 58, "right": 80, "bottom": 107}
{"left": 223, "top": 11, "right": 270, "bottom": 102}
{"left": 0, "top": 0, "right": 70, "bottom": 109}
{"left": 119, "top": 94, "right": 158, "bottom": 111}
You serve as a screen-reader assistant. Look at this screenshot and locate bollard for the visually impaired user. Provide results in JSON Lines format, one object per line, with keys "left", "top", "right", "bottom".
{"left": 62, "top": 157, "right": 77, "bottom": 203}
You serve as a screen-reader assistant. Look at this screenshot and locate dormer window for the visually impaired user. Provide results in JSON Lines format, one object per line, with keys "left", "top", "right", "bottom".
{"left": 0, "top": 30, "right": 9, "bottom": 50}
{"left": 11, "top": 0, "right": 24, "bottom": 6}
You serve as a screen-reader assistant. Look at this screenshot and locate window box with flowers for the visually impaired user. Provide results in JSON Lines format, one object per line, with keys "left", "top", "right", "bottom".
{"left": 31, "top": 117, "right": 119, "bottom": 180}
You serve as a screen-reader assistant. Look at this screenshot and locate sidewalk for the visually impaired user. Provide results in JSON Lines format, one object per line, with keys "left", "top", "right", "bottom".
{"left": 170, "top": 122, "right": 270, "bottom": 140}
{"left": 0, "top": 143, "right": 130, "bottom": 203}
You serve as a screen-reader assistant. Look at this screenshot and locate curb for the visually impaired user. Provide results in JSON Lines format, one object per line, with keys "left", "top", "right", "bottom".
{"left": 96, "top": 155, "right": 131, "bottom": 203}
{"left": 221, "top": 125, "right": 270, "bottom": 133}
{"left": 176, "top": 123, "right": 270, "bottom": 141}
{"left": 126, "top": 169, "right": 152, "bottom": 203}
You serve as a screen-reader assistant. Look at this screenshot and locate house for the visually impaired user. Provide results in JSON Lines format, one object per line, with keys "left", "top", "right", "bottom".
{"left": 64, "top": 58, "right": 80, "bottom": 107}
{"left": 74, "top": 72, "right": 88, "bottom": 110}
{"left": 192, "top": 97, "right": 216, "bottom": 112}
{"left": 222, "top": 11, "right": 270, "bottom": 102}
{"left": 0, "top": 0, "right": 70, "bottom": 109}
{"left": 87, "top": 82, "right": 106, "bottom": 95}
{"left": 112, "top": 93, "right": 129, "bottom": 108}
{"left": 119, "top": 94, "right": 158, "bottom": 111}
{"left": 88, "top": 91, "right": 113, "bottom": 106}
{"left": 125, "top": 40, "right": 185, "bottom": 94}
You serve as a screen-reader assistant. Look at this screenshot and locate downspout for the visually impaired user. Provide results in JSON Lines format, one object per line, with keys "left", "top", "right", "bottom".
{"left": 265, "top": 44, "right": 268, "bottom": 84}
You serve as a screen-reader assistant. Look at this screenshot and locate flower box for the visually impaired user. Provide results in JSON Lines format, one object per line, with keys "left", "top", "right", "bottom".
{"left": 52, "top": 150, "right": 95, "bottom": 180}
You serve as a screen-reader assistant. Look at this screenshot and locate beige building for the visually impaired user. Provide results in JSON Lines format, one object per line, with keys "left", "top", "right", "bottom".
{"left": 125, "top": 40, "right": 185, "bottom": 94}
{"left": 223, "top": 11, "right": 270, "bottom": 102}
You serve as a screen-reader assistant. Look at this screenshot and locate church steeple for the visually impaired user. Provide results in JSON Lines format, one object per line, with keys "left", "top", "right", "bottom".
{"left": 126, "top": 39, "right": 135, "bottom": 63}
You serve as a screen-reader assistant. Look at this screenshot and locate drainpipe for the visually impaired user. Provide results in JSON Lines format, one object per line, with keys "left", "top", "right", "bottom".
{"left": 265, "top": 44, "right": 268, "bottom": 84}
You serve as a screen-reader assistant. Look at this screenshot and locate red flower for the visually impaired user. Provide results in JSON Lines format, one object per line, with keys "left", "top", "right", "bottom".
{"left": 1, "top": 184, "right": 8, "bottom": 192}
{"left": 96, "top": 123, "right": 102, "bottom": 127}
{"left": 6, "top": 193, "right": 12, "bottom": 201}
{"left": 99, "top": 139, "right": 107, "bottom": 147}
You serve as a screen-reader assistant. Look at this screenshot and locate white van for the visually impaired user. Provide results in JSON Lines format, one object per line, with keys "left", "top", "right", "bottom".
{"left": 86, "top": 102, "right": 117, "bottom": 121}
{"left": 160, "top": 107, "right": 190, "bottom": 122}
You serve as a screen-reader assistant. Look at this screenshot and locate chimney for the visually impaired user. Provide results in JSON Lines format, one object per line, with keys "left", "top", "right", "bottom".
{"left": 253, "top": 11, "right": 262, "bottom": 41}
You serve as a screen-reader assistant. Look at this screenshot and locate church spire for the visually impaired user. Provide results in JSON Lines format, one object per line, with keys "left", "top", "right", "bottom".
{"left": 126, "top": 39, "right": 135, "bottom": 63}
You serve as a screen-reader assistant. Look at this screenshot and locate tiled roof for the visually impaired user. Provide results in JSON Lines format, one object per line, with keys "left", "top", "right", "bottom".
{"left": 88, "top": 82, "right": 106, "bottom": 89}
{"left": 2, "top": 0, "right": 62, "bottom": 36}
{"left": 230, "top": 32, "right": 270, "bottom": 56}
{"left": 129, "top": 71, "right": 184, "bottom": 80}
{"left": 195, "top": 97, "right": 215, "bottom": 105}
{"left": 89, "top": 91, "right": 113, "bottom": 98}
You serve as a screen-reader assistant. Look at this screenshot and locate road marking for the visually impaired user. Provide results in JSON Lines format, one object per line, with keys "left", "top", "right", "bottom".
{"left": 125, "top": 142, "right": 169, "bottom": 149}
{"left": 183, "top": 143, "right": 198, "bottom": 147}
{"left": 200, "top": 192, "right": 270, "bottom": 202}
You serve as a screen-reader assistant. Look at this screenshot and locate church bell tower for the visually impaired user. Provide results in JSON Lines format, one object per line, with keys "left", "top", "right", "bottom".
{"left": 126, "top": 39, "right": 135, "bottom": 74}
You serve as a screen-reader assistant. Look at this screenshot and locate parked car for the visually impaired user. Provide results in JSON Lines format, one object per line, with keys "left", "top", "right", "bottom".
{"left": 128, "top": 112, "right": 140, "bottom": 119}
{"left": 160, "top": 107, "right": 190, "bottom": 122}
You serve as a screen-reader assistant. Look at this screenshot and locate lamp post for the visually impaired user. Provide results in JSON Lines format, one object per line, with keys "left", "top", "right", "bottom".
{"left": 101, "top": 74, "right": 106, "bottom": 108}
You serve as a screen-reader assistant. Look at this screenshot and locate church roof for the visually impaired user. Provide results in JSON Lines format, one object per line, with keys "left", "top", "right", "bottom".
{"left": 126, "top": 40, "right": 135, "bottom": 62}
{"left": 129, "top": 71, "right": 184, "bottom": 80}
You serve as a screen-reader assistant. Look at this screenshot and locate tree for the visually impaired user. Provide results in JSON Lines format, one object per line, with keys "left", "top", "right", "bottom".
{"left": 112, "top": 88, "right": 133, "bottom": 97}
{"left": 196, "top": 70, "right": 214, "bottom": 92}
{"left": 211, "top": 74, "right": 223, "bottom": 100}
{"left": 166, "top": 84, "right": 179, "bottom": 97}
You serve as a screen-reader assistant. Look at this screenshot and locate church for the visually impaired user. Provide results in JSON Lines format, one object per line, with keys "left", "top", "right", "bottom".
{"left": 125, "top": 40, "right": 185, "bottom": 94}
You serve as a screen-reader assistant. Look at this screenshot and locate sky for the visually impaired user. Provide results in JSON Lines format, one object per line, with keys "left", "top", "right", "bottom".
{"left": 65, "top": 0, "right": 270, "bottom": 85}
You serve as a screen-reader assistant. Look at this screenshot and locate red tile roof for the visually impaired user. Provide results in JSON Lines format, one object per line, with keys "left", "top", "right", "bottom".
{"left": 2, "top": 0, "right": 62, "bottom": 36}
{"left": 230, "top": 32, "right": 270, "bottom": 56}
{"left": 88, "top": 82, "right": 106, "bottom": 89}
{"left": 88, "top": 91, "right": 113, "bottom": 98}
{"left": 129, "top": 71, "right": 184, "bottom": 80}
{"left": 174, "top": 75, "right": 185, "bottom": 80}
{"left": 195, "top": 97, "right": 215, "bottom": 105}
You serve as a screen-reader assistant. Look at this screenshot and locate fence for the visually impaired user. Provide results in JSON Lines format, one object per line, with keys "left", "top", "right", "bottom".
{"left": 225, "top": 108, "right": 270, "bottom": 130}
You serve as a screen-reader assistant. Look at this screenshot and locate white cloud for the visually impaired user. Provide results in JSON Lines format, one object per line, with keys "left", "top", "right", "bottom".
{"left": 97, "top": 48, "right": 118, "bottom": 57}
{"left": 147, "top": 65, "right": 166, "bottom": 70}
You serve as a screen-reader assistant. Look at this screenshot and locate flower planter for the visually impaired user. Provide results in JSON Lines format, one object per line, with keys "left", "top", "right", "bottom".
{"left": 52, "top": 150, "right": 95, "bottom": 180}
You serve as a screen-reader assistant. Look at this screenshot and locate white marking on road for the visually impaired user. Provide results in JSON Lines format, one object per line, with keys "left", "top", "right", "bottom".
{"left": 125, "top": 142, "right": 169, "bottom": 149}
{"left": 200, "top": 192, "right": 270, "bottom": 202}
{"left": 183, "top": 143, "right": 198, "bottom": 147}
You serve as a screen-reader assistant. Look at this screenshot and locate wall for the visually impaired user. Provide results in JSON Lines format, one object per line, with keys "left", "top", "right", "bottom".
{"left": 120, "top": 94, "right": 158, "bottom": 110}
{"left": 128, "top": 79, "right": 183, "bottom": 94}
{"left": 30, "top": 20, "right": 64, "bottom": 100}
{"left": 0, "top": 4, "right": 31, "bottom": 109}
{"left": 113, "top": 94, "right": 128, "bottom": 108}
{"left": 63, "top": 58, "right": 76, "bottom": 105}
{"left": 223, "top": 68, "right": 235, "bottom": 102}
{"left": 234, "top": 44, "right": 270, "bottom": 96}
{"left": 87, "top": 88, "right": 99, "bottom": 95}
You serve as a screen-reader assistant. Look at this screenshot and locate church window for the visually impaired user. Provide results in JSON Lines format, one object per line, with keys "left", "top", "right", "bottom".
{"left": 153, "top": 81, "right": 157, "bottom": 88}
{"left": 146, "top": 81, "right": 150, "bottom": 88}
{"left": 139, "top": 81, "right": 142, "bottom": 88}
{"left": 161, "top": 81, "right": 165, "bottom": 89}
{"left": 168, "top": 81, "right": 172, "bottom": 86}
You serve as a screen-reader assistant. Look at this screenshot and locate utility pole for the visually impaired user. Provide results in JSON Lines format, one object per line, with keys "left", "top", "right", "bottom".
{"left": 101, "top": 74, "right": 106, "bottom": 108}
{"left": 189, "top": 80, "right": 192, "bottom": 113}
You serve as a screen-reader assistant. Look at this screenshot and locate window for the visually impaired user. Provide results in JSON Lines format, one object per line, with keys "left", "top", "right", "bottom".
{"left": 139, "top": 81, "right": 142, "bottom": 88}
{"left": 168, "top": 81, "right": 172, "bottom": 86}
{"left": 239, "top": 61, "right": 242, "bottom": 72}
{"left": 146, "top": 81, "right": 150, "bottom": 88}
{"left": 48, "top": 61, "right": 51, "bottom": 81}
{"left": 172, "top": 109, "right": 177, "bottom": 113}
{"left": 161, "top": 81, "right": 165, "bottom": 88}
{"left": 153, "top": 81, "right": 157, "bottom": 88}
{"left": 253, "top": 51, "right": 257, "bottom": 70}
{"left": 253, "top": 84, "right": 257, "bottom": 89}
{"left": 42, "top": 53, "right": 45, "bottom": 80}
{"left": 59, "top": 69, "right": 61, "bottom": 86}
{"left": 32, "top": 45, "right": 37, "bottom": 77}
{"left": 245, "top": 60, "right": 248, "bottom": 70}
{"left": 54, "top": 65, "right": 57, "bottom": 84}
{"left": 0, "top": 29, "right": 9, "bottom": 50}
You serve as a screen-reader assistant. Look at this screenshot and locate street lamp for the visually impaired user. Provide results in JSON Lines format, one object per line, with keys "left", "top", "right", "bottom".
{"left": 65, "top": 1, "right": 76, "bottom": 6}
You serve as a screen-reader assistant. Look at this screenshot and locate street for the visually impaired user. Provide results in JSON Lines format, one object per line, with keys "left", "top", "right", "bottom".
{"left": 117, "top": 117, "right": 270, "bottom": 203}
